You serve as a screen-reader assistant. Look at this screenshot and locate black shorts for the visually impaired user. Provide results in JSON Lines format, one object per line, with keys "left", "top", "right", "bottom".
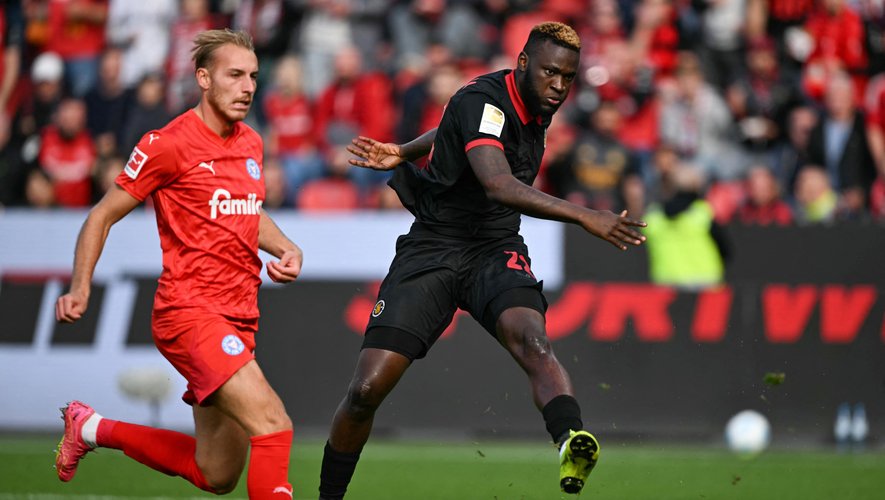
{"left": 362, "top": 223, "right": 547, "bottom": 360}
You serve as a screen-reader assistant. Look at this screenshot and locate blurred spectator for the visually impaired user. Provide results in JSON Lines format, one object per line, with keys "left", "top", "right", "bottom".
{"left": 547, "top": 101, "right": 639, "bottom": 211}
{"left": 262, "top": 156, "right": 287, "bottom": 209}
{"left": 121, "top": 73, "right": 170, "bottom": 155}
{"left": 804, "top": 73, "right": 876, "bottom": 218}
{"left": 697, "top": 0, "right": 747, "bottom": 90}
{"left": 736, "top": 164, "right": 794, "bottom": 224}
{"left": 91, "top": 153, "right": 122, "bottom": 201}
{"left": 314, "top": 45, "right": 395, "bottom": 191}
{"left": 642, "top": 166, "right": 729, "bottom": 289}
{"left": 746, "top": 0, "right": 814, "bottom": 41}
{"left": 859, "top": 0, "right": 885, "bottom": 75}
{"left": 45, "top": 0, "right": 108, "bottom": 96}
{"left": 84, "top": 47, "right": 132, "bottom": 158}
{"left": 0, "top": 0, "right": 24, "bottom": 146}
{"left": 106, "top": 0, "right": 176, "bottom": 90}
{"left": 297, "top": 1, "right": 354, "bottom": 97}
{"left": 232, "top": 0, "right": 304, "bottom": 126}
{"left": 768, "top": 104, "right": 817, "bottom": 197}
{"left": 262, "top": 55, "right": 323, "bottom": 205}
{"left": 658, "top": 52, "right": 746, "bottom": 181}
{"left": 298, "top": 131, "right": 360, "bottom": 211}
{"left": 865, "top": 73, "right": 885, "bottom": 179}
{"left": 646, "top": 142, "right": 683, "bottom": 203}
{"left": 726, "top": 37, "right": 803, "bottom": 154}
{"left": 24, "top": 167, "right": 55, "bottom": 207}
{"left": 801, "top": 0, "right": 868, "bottom": 101}
{"left": 794, "top": 164, "right": 838, "bottom": 222}
{"left": 165, "top": 0, "right": 220, "bottom": 115}
{"left": 37, "top": 98, "right": 95, "bottom": 207}
{"left": 632, "top": 0, "right": 680, "bottom": 79}
{"left": 0, "top": 50, "right": 64, "bottom": 205}
{"left": 390, "top": 0, "right": 487, "bottom": 67}
{"left": 397, "top": 62, "right": 463, "bottom": 143}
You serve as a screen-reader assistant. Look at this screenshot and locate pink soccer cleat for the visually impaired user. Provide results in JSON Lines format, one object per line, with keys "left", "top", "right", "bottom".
{"left": 55, "top": 400, "right": 96, "bottom": 482}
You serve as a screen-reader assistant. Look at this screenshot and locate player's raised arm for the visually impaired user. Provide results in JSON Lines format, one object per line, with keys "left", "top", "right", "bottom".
{"left": 56, "top": 185, "right": 141, "bottom": 323}
{"left": 258, "top": 210, "right": 302, "bottom": 283}
{"left": 466, "top": 145, "right": 646, "bottom": 250}
{"left": 347, "top": 128, "right": 437, "bottom": 171}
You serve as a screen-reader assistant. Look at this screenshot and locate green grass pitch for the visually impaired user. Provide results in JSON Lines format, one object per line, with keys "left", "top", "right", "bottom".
{"left": 1, "top": 436, "right": 884, "bottom": 499}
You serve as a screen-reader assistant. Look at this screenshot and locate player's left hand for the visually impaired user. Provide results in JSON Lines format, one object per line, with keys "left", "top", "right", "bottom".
{"left": 266, "top": 247, "right": 302, "bottom": 283}
{"left": 583, "top": 209, "right": 647, "bottom": 251}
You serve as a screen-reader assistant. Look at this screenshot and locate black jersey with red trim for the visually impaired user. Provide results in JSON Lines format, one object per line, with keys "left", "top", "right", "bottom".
{"left": 389, "top": 69, "right": 550, "bottom": 238}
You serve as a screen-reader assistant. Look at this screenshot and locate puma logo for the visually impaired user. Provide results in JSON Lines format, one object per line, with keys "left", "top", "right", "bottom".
{"left": 272, "top": 486, "right": 293, "bottom": 498}
{"left": 198, "top": 161, "right": 215, "bottom": 175}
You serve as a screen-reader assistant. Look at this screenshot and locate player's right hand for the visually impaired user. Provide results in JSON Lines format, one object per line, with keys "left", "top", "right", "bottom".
{"left": 56, "top": 292, "right": 88, "bottom": 323}
{"left": 347, "top": 136, "right": 404, "bottom": 171}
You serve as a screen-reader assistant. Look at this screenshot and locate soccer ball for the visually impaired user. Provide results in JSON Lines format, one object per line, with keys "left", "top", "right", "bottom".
{"left": 724, "top": 410, "right": 771, "bottom": 456}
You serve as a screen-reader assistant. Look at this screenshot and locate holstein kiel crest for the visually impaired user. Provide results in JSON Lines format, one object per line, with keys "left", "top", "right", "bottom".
{"left": 221, "top": 334, "right": 245, "bottom": 356}
{"left": 246, "top": 158, "right": 261, "bottom": 180}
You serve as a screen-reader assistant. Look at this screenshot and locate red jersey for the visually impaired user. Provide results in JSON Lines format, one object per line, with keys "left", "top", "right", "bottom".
{"left": 46, "top": 0, "right": 107, "bottom": 59}
{"left": 39, "top": 126, "right": 95, "bottom": 207}
{"left": 116, "top": 110, "right": 266, "bottom": 319}
{"left": 263, "top": 91, "right": 314, "bottom": 154}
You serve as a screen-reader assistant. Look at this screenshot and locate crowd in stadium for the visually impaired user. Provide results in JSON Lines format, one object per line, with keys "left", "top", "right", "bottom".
{"left": 0, "top": 0, "right": 883, "bottom": 224}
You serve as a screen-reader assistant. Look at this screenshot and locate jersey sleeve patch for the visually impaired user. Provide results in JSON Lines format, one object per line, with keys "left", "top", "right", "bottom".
{"left": 124, "top": 146, "right": 149, "bottom": 179}
{"left": 478, "top": 103, "right": 505, "bottom": 137}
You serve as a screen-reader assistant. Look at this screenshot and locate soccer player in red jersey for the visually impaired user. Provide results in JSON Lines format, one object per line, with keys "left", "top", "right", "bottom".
{"left": 54, "top": 29, "right": 301, "bottom": 499}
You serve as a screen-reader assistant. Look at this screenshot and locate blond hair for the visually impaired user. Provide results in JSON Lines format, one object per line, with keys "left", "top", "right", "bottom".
{"left": 524, "top": 22, "right": 581, "bottom": 54}
{"left": 192, "top": 29, "right": 254, "bottom": 71}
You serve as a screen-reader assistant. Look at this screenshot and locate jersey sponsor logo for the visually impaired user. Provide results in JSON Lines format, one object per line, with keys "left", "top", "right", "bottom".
{"left": 478, "top": 103, "right": 505, "bottom": 137}
{"left": 208, "top": 188, "right": 263, "bottom": 219}
{"left": 246, "top": 158, "right": 261, "bottom": 180}
{"left": 372, "top": 299, "right": 385, "bottom": 317}
{"left": 124, "top": 147, "right": 148, "bottom": 179}
{"left": 197, "top": 160, "right": 215, "bottom": 175}
{"left": 148, "top": 133, "right": 160, "bottom": 144}
{"left": 221, "top": 334, "right": 245, "bottom": 355}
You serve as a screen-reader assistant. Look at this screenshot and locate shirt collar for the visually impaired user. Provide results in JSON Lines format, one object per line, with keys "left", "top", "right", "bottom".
{"left": 505, "top": 71, "right": 540, "bottom": 125}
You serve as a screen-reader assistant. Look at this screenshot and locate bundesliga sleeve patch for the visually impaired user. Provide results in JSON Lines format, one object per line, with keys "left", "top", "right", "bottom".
{"left": 478, "top": 103, "right": 505, "bottom": 137}
{"left": 124, "top": 147, "right": 148, "bottom": 179}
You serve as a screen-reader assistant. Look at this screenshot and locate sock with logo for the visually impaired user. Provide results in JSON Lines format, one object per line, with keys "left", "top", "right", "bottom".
{"left": 542, "top": 395, "right": 584, "bottom": 445}
{"left": 96, "top": 419, "right": 213, "bottom": 492}
{"left": 248, "top": 430, "right": 294, "bottom": 499}
{"left": 318, "top": 441, "right": 361, "bottom": 500}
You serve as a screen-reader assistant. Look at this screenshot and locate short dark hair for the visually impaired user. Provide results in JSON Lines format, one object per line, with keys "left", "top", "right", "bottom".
{"left": 522, "top": 22, "right": 581, "bottom": 55}
{"left": 192, "top": 29, "right": 254, "bottom": 71}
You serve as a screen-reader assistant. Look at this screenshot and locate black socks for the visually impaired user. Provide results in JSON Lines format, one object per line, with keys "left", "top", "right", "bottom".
{"left": 542, "top": 394, "right": 583, "bottom": 444}
{"left": 318, "top": 441, "right": 361, "bottom": 500}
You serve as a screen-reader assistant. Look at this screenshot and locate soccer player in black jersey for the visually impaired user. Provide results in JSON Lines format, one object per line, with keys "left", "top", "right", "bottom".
{"left": 318, "top": 22, "right": 646, "bottom": 499}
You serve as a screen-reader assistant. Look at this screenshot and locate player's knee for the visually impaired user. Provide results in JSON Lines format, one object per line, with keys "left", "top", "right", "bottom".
{"left": 203, "top": 471, "right": 241, "bottom": 495}
{"left": 344, "top": 379, "right": 384, "bottom": 419}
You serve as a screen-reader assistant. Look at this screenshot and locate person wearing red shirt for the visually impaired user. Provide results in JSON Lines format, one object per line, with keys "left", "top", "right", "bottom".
{"left": 54, "top": 30, "right": 302, "bottom": 499}
{"left": 263, "top": 55, "right": 324, "bottom": 204}
{"left": 736, "top": 165, "right": 794, "bottom": 225}
{"left": 37, "top": 97, "right": 95, "bottom": 206}
{"left": 802, "top": 0, "right": 868, "bottom": 100}
{"left": 45, "top": 0, "right": 108, "bottom": 96}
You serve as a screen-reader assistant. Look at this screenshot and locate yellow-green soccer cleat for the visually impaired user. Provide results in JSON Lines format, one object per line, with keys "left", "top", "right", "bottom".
{"left": 559, "top": 430, "right": 600, "bottom": 494}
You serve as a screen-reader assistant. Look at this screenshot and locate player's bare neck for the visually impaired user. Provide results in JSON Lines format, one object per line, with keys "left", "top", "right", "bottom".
{"left": 193, "top": 103, "right": 236, "bottom": 139}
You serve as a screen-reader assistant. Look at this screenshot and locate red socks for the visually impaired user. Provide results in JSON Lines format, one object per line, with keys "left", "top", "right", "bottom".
{"left": 96, "top": 419, "right": 213, "bottom": 492}
{"left": 249, "top": 430, "right": 294, "bottom": 499}
{"left": 97, "top": 420, "right": 294, "bottom": 498}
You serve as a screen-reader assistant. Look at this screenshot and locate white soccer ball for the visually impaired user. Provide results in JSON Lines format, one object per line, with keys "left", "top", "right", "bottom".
{"left": 725, "top": 410, "right": 771, "bottom": 456}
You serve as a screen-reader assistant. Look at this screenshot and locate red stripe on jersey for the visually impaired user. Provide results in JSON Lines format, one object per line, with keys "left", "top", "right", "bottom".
{"left": 505, "top": 72, "right": 533, "bottom": 125}
{"left": 465, "top": 138, "right": 504, "bottom": 152}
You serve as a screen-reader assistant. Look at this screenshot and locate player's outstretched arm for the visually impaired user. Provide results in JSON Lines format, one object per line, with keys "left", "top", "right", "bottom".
{"left": 56, "top": 185, "right": 141, "bottom": 323}
{"left": 467, "top": 145, "right": 646, "bottom": 250}
{"left": 258, "top": 210, "right": 302, "bottom": 283}
{"left": 347, "top": 128, "right": 437, "bottom": 171}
